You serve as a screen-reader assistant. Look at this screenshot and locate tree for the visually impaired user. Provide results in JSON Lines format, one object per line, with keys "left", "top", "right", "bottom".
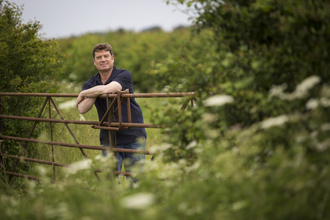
{"left": 150, "top": 0, "right": 330, "bottom": 219}
{"left": 0, "top": 0, "right": 66, "bottom": 178}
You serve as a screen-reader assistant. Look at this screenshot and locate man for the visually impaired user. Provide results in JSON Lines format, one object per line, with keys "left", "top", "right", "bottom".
{"left": 76, "top": 43, "right": 147, "bottom": 175}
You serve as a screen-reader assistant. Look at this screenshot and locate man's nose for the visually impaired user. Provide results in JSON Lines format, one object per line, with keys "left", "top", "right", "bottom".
{"left": 100, "top": 56, "right": 106, "bottom": 61}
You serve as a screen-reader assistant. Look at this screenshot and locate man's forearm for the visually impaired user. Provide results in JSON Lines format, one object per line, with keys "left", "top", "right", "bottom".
{"left": 76, "top": 82, "right": 122, "bottom": 114}
{"left": 77, "top": 97, "right": 96, "bottom": 114}
{"left": 80, "top": 85, "right": 108, "bottom": 98}
{"left": 81, "top": 82, "right": 122, "bottom": 98}
{"left": 76, "top": 86, "right": 105, "bottom": 114}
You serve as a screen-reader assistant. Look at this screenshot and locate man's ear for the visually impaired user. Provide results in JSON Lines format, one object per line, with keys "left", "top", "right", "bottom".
{"left": 93, "top": 58, "right": 96, "bottom": 66}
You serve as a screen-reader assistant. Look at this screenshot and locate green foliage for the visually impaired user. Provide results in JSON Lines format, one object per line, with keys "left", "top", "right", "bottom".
{"left": 0, "top": 1, "right": 66, "bottom": 177}
{"left": 149, "top": 0, "right": 330, "bottom": 218}
{"left": 155, "top": 0, "right": 330, "bottom": 146}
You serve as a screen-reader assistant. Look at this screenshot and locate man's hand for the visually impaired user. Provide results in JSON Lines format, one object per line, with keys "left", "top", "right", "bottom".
{"left": 76, "top": 92, "right": 85, "bottom": 108}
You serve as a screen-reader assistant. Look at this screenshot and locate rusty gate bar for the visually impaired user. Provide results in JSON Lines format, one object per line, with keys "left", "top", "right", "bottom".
{"left": 4, "top": 169, "right": 132, "bottom": 184}
{"left": 0, "top": 116, "right": 158, "bottom": 128}
{"left": 0, "top": 115, "right": 101, "bottom": 125}
{"left": 4, "top": 154, "right": 69, "bottom": 167}
{"left": 99, "top": 96, "right": 117, "bottom": 126}
{"left": 4, "top": 154, "right": 133, "bottom": 177}
{"left": 5, "top": 171, "right": 43, "bottom": 181}
{"left": 0, "top": 135, "right": 151, "bottom": 154}
{"left": 118, "top": 92, "right": 195, "bottom": 98}
{"left": 92, "top": 124, "right": 159, "bottom": 131}
{"left": 0, "top": 93, "right": 78, "bottom": 97}
{"left": 5, "top": 171, "right": 61, "bottom": 183}
{"left": 93, "top": 126, "right": 119, "bottom": 131}
{"left": 0, "top": 92, "right": 195, "bottom": 98}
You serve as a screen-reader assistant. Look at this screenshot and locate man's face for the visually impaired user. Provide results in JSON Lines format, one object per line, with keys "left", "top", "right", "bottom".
{"left": 93, "top": 50, "right": 114, "bottom": 72}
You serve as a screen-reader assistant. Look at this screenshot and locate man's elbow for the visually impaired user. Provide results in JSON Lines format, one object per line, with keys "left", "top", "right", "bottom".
{"left": 77, "top": 105, "right": 89, "bottom": 114}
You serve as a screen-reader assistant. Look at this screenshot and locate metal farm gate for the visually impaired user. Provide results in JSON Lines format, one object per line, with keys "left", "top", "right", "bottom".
{"left": 0, "top": 91, "right": 195, "bottom": 182}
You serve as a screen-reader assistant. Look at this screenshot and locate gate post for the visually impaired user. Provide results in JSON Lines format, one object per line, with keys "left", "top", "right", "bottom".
{"left": 106, "top": 95, "right": 117, "bottom": 171}
{"left": 48, "top": 97, "right": 56, "bottom": 180}
{"left": 0, "top": 97, "right": 4, "bottom": 174}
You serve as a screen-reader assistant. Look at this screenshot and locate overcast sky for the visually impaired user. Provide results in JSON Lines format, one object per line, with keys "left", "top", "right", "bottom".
{"left": 8, "top": 0, "right": 192, "bottom": 39}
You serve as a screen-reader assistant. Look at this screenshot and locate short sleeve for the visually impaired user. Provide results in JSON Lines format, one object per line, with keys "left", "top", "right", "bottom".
{"left": 112, "top": 70, "right": 132, "bottom": 91}
{"left": 82, "top": 80, "right": 91, "bottom": 91}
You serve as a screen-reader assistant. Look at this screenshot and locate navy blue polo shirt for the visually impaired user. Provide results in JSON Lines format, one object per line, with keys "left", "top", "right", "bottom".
{"left": 82, "top": 66, "right": 147, "bottom": 146}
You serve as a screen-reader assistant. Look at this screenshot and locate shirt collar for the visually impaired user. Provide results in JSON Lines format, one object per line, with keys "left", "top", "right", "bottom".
{"left": 96, "top": 66, "right": 117, "bottom": 85}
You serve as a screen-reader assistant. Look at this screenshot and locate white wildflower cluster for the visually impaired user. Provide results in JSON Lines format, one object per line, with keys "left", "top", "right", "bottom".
{"left": 306, "top": 97, "right": 330, "bottom": 110}
{"left": 269, "top": 75, "right": 321, "bottom": 101}
{"left": 232, "top": 200, "right": 248, "bottom": 211}
{"left": 310, "top": 127, "right": 330, "bottom": 152}
{"left": 305, "top": 99, "right": 319, "bottom": 110}
{"left": 321, "top": 123, "right": 330, "bottom": 131}
{"left": 0, "top": 195, "right": 19, "bottom": 218}
{"left": 120, "top": 192, "right": 155, "bottom": 210}
{"left": 149, "top": 143, "right": 172, "bottom": 154}
{"left": 185, "top": 161, "right": 201, "bottom": 173}
{"left": 186, "top": 140, "right": 204, "bottom": 154}
{"left": 305, "top": 85, "right": 330, "bottom": 110}
{"left": 259, "top": 115, "right": 289, "bottom": 129}
{"left": 158, "top": 161, "right": 184, "bottom": 180}
{"left": 186, "top": 140, "right": 197, "bottom": 150}
{"left": 37, "top": 165, "right": 47, "bottom": 176}
{"left": 202, "top": 113, "right": 217, "bottom": 122}
{"left": 36, "top": 165, "right": 51, "bottom": 185}
{"left": 161, "top": 85, "right": 172, "bottom": 93}
{"left": 94, "top": 154, "right": 115, "bottom": 164}
{"left": 144, "top": 158, "right": 161, "bottom": 172}
{"left": 45, "top": 202, "right": 72, "bottom": 220}
{"left": 204, "top": 94, "right": 234, "bottom": 107}
{"left": 145, "top": 141, "right": 204, "bottom": 181}
{"left": 65, "top": 159, "right": 92, "bottom": 175}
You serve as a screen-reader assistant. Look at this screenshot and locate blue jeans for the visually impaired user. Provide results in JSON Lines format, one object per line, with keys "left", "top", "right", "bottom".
{"left": 102, "top": 138, "right": 146, "bottom": 173}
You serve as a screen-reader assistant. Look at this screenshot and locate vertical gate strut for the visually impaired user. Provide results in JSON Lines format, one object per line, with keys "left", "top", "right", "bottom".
{"left": 9, "top": 97, "right": 49, "bottom": 182}
{"left": 48, "top": 98, "right": 56, "bottom": 180}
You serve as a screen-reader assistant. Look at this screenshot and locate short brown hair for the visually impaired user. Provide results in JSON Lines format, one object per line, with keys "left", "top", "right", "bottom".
{"left": 93, "top": 43, "right": 113, "bottom": 58}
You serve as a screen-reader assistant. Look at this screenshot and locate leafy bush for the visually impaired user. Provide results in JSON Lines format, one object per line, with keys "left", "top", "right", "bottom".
{"left": 0, "top": 0, "right": 66, "bottom": 179}
{"left": 149, "top": 0, "right": 330, "bottom": 218}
